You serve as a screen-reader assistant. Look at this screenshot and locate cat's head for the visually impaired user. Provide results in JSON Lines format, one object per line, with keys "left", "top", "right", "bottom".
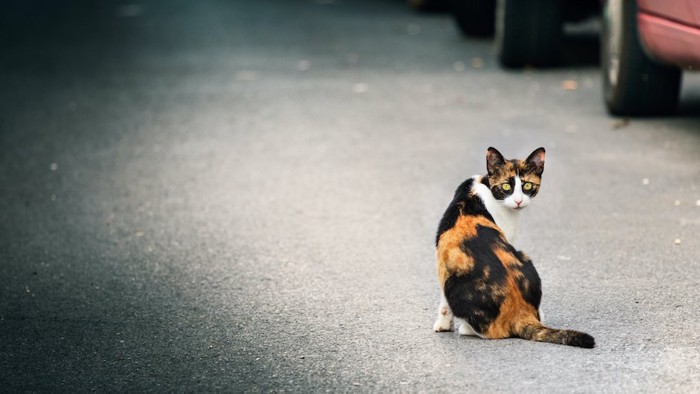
{"left": 485, "top": 147, "right": 545, "bottom": 210}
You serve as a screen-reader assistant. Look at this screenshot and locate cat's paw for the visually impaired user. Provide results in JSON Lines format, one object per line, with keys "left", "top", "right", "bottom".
{"left": 433, "top": 317, "right": 454, "bottom": 332}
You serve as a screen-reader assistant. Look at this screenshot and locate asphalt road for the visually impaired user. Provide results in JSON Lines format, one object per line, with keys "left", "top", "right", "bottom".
{"left": 2, "top": 0, "right": 700, "bottom": 392}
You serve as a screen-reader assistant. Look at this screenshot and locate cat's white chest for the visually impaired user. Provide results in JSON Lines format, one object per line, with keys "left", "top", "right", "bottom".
{"left": 472, "top": 176, "right": 520, "bottom": 242}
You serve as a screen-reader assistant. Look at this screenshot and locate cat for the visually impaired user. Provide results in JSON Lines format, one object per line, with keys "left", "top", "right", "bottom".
{"left": 432, "top": 147, "right": 595, "bottom": 348}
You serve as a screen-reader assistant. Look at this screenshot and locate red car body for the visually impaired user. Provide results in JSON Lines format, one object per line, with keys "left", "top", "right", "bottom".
{"left": 637, "top": 0, "right": 700, "bottom": 69}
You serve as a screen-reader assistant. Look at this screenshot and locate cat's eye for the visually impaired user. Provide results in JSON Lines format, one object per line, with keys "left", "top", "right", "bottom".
{"left": 501, "top": 183, "right": 511, "bottom": 191}
{"left": 523, "top": 182, "right": 533, "bottom": 191}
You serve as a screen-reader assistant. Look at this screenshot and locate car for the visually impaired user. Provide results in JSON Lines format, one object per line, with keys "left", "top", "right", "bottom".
{"left": 451, "top": 0, "right": 600, "bottom": 68}
{"left": 602, "top": 0, "right": 700, "bottom": 115}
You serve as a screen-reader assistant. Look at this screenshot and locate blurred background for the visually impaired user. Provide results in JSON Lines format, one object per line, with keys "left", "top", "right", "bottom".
{"left": 1, "top": 0, "right": 699, "bottom": 391}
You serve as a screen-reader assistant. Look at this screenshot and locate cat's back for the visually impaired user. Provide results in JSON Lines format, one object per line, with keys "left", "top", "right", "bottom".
{"left": 435, "top": 176, "right": 493, "bottom": 246}
{"left": 435, "top": 177, "right": 505, "bottom": 285}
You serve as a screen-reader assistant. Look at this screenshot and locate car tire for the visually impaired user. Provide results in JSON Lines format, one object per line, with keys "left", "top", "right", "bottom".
{"left": 451, "top": 0, "right": 496, "bottom": 37}
{"left": 602, "top": 0, "right": 681, "bottom": 116}
{"left": 495, "top": 0, "right": 563, "bottom": 68}
{"left": 408, "top": 0, "right": 450, "bottom": 12}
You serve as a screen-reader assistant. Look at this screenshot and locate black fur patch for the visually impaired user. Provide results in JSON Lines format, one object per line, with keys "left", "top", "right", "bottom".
{"left": 569, "top": 332, "right": 595, "bottom": 348}
{"left": 522, "top": 182, "right": 540, "bottom": 198}
{"left": 515, "top": 251, "right": 542, "bottom": 309}
{"left": 480, "top": 176, "right": 490, "bottom": 188}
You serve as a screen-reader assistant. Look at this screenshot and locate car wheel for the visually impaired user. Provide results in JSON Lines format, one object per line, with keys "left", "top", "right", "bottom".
{"left": 451, "top": 0, "right": 496, "bottom": 37}
{"left": 602, "top": 0, "right": 681, "bottom": 116}
{"left": 495, "top": 0, "right": 563, "bottom": 68}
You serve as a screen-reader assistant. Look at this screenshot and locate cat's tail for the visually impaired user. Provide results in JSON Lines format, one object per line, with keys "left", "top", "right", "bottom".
{"left": 514, "top": 318, "right": 595, "bottom": 348}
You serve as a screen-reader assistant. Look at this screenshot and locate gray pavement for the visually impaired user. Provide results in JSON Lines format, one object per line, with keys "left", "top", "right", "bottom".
{"left": 1, "top": 0, "right": 699, "bottom": 392}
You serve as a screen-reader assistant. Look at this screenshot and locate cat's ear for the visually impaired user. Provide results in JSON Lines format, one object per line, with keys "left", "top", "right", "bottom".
{"left": 526, "top": 147, "right": 546, "bottom": 175}
{"left": 486, "top": 147, "right": 506, "bottom": 175}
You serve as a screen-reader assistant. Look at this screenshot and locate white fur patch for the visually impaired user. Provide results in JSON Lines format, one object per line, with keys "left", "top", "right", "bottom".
{"left": 503, "top": 176, "right": 532, "bottom": 210}
{"left": 472, "top": 176, "right": 521, "bottom": 242}
{"left": 457, "top": 320, "right": 478, "bottom": 336}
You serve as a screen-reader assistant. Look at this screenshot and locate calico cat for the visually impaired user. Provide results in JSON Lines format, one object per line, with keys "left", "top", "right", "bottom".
{"left": 433, "top": 147, "right": 595, "bottom": 348}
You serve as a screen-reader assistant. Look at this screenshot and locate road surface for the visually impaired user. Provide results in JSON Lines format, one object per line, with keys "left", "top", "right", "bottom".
{"left": 1, "top": 0, "right": 699, "bottom": 392}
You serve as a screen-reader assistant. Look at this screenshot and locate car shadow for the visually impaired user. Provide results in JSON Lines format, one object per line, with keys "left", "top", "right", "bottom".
{"left": 676, "top": 102, "right": 700, "bottom": 118}
{"left": 677, "top": 82, "right": 700, "bottom": 117}
{"left": 560, "top": 30, "right": 600, "bottom": 68}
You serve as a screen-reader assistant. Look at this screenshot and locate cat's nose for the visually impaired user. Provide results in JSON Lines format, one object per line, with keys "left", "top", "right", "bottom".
{"left": 515, "top": 199, "right": 523, "bottom": 206}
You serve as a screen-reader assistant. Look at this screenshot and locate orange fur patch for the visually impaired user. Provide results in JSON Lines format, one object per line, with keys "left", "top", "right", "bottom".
{"left": 489, "top": 161, "right": 517, "bottom": 185}
{"left": 436, "top": 215, "right": 501, "bottom": 287}
{"left": 485, "top": 274, "right": 538, "bottom": 339}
